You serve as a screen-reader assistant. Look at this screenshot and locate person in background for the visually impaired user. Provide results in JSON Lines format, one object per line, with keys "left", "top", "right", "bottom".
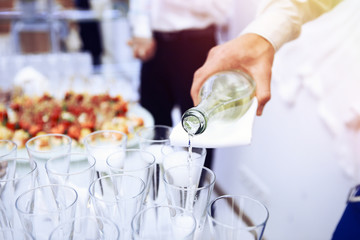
{"left": 190, "top": 0, "right": 359, "bottom": 238}
{"left": 74, "top": 0, "right": 103, "bottom": 66}
{"left": 128, "top": 0, "right": 234, "bottom": 169}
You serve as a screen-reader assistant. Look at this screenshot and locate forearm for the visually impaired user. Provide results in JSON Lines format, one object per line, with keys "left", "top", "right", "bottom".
{"left": 243, "top": 0, "right": 343, "bottom": 51}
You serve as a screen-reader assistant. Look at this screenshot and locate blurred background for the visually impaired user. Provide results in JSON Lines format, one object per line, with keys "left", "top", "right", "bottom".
{"left": 1, "top": 0, "right": 359, "bottom": 239}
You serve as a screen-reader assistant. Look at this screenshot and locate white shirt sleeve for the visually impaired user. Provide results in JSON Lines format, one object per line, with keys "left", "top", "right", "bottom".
{"left": 242, "top": 0, "right": 343, "bottom": 51}
{"left": 159, "top": 0, "right": 234, "bottom": 26}
{"left": 128, "top": 0, "right": 153, "bottom": 38}
{"left": 128, "top": 0, "right": 234, "bottom": 37}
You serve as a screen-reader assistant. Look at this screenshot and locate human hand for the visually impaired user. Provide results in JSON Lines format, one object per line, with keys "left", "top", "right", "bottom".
{"left": 128, "top": 37, "right": 156, "bottom": 62}
{"left": 191, "top": 33, "right": 275, "bottom": 116}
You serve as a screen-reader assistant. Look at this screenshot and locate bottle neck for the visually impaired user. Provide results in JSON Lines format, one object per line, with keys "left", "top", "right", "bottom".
{"left": 181, "top": 108, "right": 207, "bottom": 135}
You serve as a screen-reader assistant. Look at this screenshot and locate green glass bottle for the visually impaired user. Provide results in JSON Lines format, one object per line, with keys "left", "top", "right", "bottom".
{"left": 182, "top": 70, "right": 256, "bottom": 135}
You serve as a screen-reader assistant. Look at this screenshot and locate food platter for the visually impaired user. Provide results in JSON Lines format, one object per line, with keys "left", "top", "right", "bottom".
{"left": 0, "top": 91, "right": 154, "bottom": 156}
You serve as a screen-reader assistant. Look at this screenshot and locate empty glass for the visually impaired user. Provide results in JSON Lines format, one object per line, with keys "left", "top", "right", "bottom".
{"left": 136, "top": 125, "right": 173, "bottom": 204}
{"left": 45, "top": 153, "right": 96, "bottom": 217}
{"left": 0, "top": 157, "right": 37, "bottom": 229}
{"left": 26, "top": 134, "right": 72, "bottom": 185}
{"left": 163, "top": 164, "right": 216, "bottom": 238}
{"left": 131, "top": 205, "right": 197, "bottom": 240}
{"left": 207, "top": 195, "right": 269, "bottom": 240}
{"left": 83, "top": 130, "right": 127, "bottom": 175}
{"left": 48, "top": 215, "right": 120, "bottom": 240}
{"left": 106, "top": 149, "right": 155, "bottom": 206}
{"left": 15, "top": 184, "right": 78, "bottom": 240}
{"left": 136, "top": 125, "right": 173, "bottom": 161}
{"left": 89, "top": 173, "right": 146, "bottom": 240}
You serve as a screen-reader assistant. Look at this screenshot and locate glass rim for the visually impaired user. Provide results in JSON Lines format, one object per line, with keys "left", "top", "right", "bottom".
{"left": 0, "top": 157, "right": 37, "bottom": 182}
{"left": 131, "top": 204, "right": 197, "bottom": 238}
{"left": 207, "top": 194, "right": 269, "bottom": 230}
{"left": 162, "top": 145, "right": 207, "bottom": 159}
{"left": 25, "top": 133, "right": 72, "bottom": 153}
{"left": 83, "top": 130, "right": 128, "bottom": 148}
{"left": 89, "top": 173, "right": 146, "bottom": 203}
{"left": 49, "top": 215, "right": 120, "bottom": 240}
{"left": 0, "top": 139, "right": 17, "bottom": 158}
{"left": 15, "top": 184, "right": 78, "bottom": 215}
{"left": 106, "top": 149, "right": 156, "bottom": 172}
{"left": 163, "top": 163, "right": 216, "bottom": 191}
{"left": 135, "top": 125, "right": 172, "bottom": 142}
{"left": 46, "top": 152, "right": 96, "bottom": 176}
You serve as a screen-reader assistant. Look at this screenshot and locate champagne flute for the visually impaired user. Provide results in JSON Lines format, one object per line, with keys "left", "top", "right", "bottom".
{"left": 136, "top": 125, "right": 172, "bottom": 205}
{"left": 163, "top": 164, "right": 216, "bottom": 239}
{"left": 26, "top": 134, "right": 72, "bottom": 186}
{"left": 0, "top": 157, "right": 37, "bottom": 229}
{"left": 89, "top": 173, "right": 146, "bottom": 240}
{"left": 207, "top": 195, "right": 269, "bottom": 240}
{"left": 15, "top": 184, "right": 78, "bottom": 240}
{"left": 45, "top": 152, "right": 96, "bottom": 217}
{"left": 83, "top": 130, "right": 127, "bottom": 195}
{"left": 106, "top": 149, "right": 155, "bottom": 205}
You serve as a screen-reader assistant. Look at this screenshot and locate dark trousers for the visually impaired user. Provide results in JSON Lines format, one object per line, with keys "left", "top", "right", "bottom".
{"left": 75, "top": 0, "right": 103, "bottom": 66}
{"left": 140, "top": 25, "right": 216, "bottom": 169}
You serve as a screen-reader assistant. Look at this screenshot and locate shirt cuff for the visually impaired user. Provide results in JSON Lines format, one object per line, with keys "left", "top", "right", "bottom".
{"left": 129, "top": 14, "right": 153, "bottom": 39}
{"left": 241, "top": 10, "right": 302, "bottom": 52}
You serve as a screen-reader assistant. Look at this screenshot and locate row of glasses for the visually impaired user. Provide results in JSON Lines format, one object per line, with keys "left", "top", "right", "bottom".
{"left": 0, "top": 136, "right": 129, "bottom": 240}
{"left": 81, "top": 126, "right": 269, "bottom": 239}
{"left": 82, "top": 130, "right": 143, "bottom": 240}
{"left": 134, "top": 125, "right": 269, "bottom": 239}
{"left": 1, "top": 124, "right": 269, "bottom": 239}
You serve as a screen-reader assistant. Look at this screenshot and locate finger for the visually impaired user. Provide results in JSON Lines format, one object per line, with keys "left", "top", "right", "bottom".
{"left": 190, "top": 52, "right": 222, "bottom": 105}
{"left": 191, "top": 68, "right": 205, "bottom": 106}
{"left": 251, "top": 67, "right": 272, "bottom": 116}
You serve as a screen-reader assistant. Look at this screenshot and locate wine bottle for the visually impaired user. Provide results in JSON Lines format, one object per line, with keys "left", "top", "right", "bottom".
{"left": 182, "top": 70, "right": 256, "bottom": 135}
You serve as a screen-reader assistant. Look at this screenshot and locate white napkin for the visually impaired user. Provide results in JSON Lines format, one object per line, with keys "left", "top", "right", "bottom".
{"left": 170, "top": 98, "right": 258, "bottom": 148}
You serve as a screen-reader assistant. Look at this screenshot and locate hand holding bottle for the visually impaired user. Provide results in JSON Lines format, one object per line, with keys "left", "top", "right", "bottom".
{"left": 182, "top": 70, "right": 256, "bottom": 136}
{"left": 191, "top": 33, "right": 275, "bottom": 116}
